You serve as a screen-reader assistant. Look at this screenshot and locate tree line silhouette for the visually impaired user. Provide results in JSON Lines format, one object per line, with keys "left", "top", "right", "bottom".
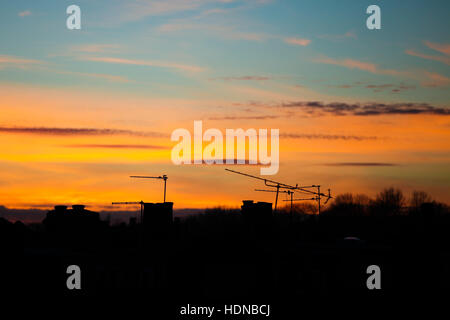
{"left": 0, "top": 186, "right": 449, "bottom": 301}
{"left": 278, "top": 188, "right": 448, "bottom": 217}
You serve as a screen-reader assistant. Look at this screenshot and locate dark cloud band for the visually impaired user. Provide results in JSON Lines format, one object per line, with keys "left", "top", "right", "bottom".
{"left": 64, "top": 144, "right": 169, "bottom": 149}
{"left": 0, "top": 126, "right": 168, "bottom": 137}
{"left": 324, "top": 162, "right": 397, "bottom": 167}
{"left": 280, "top": 133, "right": 377, "bottom": 140}
{"left": 279, "top": 101, "right": 449, "bottom": 116}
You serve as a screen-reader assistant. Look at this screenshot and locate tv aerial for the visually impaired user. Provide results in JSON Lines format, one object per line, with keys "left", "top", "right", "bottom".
{"left": 111, "top": 201, "right": 145, "bottom": 223}
{"left": 225, "top": 168, "right": 332, "bottom": 214}
{"left": 255, "top": 189, "right": 295, "bottom": 215}
{"left": 130, "top": 175, "right": 168, "bottom": 203}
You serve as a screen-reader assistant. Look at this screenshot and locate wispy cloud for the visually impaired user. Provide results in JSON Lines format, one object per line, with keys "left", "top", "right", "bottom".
{"left": 365, "top": 83, "right": 416, "bottom": 93}
{"left": 318, "top": 31, "right": 357, "bottom": 41}
{"left": 80, "top": 56, "right": 205, "bottom": 72}
{"left": 314, "top": 55, "right": 450, "bottom": 87}
{"left": 280, "top": 133, "right": 377, "bottom": 141}
{"left": 0, "top": 55, "right": 43, "bottom": 69}
{"left": 328, "top": 84, "right": 354, "bottom": 89}
{"left": 422, "top": 72, "right": 450, "bottom": 87}
{"left": 209, "top": 76, "right": 271, "bottom": 81}
{"left": 314, "top": 56, "right": 409, "bottom": 77}
{"left": 64, "top": 144, "right": 169, "bottom": 149}
{"left": 0, "top": 126, "right": 168, "bottom": 137}
{"left": 18, "top": 10, "right": 31, "bottom": 17}
{"left": 405, "top": 41, "right": 450, "bottom": 66}
{"left": 70, "top": 44, "right": 121, "bottom": 53}
{"left": 123, "top": 0, "right": 213, "bottom": 21}
{"left": 405, "top": 49, "right": 450, "bottom": 66}
{"left": 324, "top": 162, "right": 397, "bottom": 167}
{"left": 278, "top": 101, "right": 450, "bottom": 116}
{"left": 0, "top": 55, "right": 129, "bottom": 83}
{"left": 200, "top": 159, "right": 266, "bottom": 166}
{"left": 208, "top": 115, "right": 279, "bottom": 120}
{"left": 284, "top": 37, "right": 311, "bottom": 46}
{"left": 328, "top": 82, "right": 416, "bottom": 93}
{"left": 157, "top": 22, "right": 268, "bottom": 41}
{"left": 53, "top": 70, "right": 130, "bottom": 83}
{"left": 120, "top": 0, "right": 268, "bottom": 22}
{"left": 201, "top": 8, "right": 229, "bottom": 15}
{"left": 424, "top": 41, "right": 450, "bottom": 56}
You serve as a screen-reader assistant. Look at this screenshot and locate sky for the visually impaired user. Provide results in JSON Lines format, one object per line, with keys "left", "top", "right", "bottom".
{"left": 0, "top": 0, "right": 449, "bottom": 210}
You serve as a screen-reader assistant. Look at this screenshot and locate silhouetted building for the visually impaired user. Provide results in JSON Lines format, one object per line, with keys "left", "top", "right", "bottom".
{"left": 241, "top": 200, "right": 272, "bottom": 219}
{"left": 240, "top": 200, "right": 273, "bottom": 244}
{"left": 143, "top": 202, "right": 173, "bottom": 227}
{"left": 44, "top": 205, "right": 100, "bottom": 229}
{"left": 143, "top": 202, "right": 174, "bottom": 247}
{"left": 43, "top": 205, "right": 101, "bottom": 247}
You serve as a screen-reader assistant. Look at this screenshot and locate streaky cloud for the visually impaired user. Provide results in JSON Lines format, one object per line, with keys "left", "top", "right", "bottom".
{"left": 405, "top": 49, "right": 450, "bottom": 66}
{"left": 208, "top": 115, "right": 279, "bottom": 120}
{"left": 64, "top": 144, "right": 169, "bottom": 149}
{"left": 424, "top": 41, "right": 450, "bottom": 56}
{"left": 324, "top": 162, "right": 397, "bottom": 167}
{"left": 0, "top": 126, "right": 168, "bottom": 137}
{"left": 80, "top": 56, "right": 205, "bottom": 73}
{"left": 284, "top": 37, "right": 311, "bottom": 46}
{"left": 278, "top": 101, "right": 450, "bottom": 116}
{"left": 209, "top": 76, "right": 271, "bottom": 81}
{"left": 280, "top": 133, "right": 377, "bottom": 141}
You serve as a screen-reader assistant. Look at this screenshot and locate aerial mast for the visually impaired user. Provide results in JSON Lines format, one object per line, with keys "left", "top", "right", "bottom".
{"left": 130, "top": 175, "right": 168, "bottom": 203}
{"left": 225, "top": 169, "right": 332, "bottom": 214}
{"left": 255, "top": 189, "right": 295, "bottom": 215}
{"left": 111, "top": 201, "right": 144, "bottom": 223}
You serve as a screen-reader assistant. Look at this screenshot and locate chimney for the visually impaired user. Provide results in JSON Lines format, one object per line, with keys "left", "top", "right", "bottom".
{"left": 54, "top": 205, "right": 67, "bottom": 212}
{"left": 72, "top": 205, "right": 85, "bottom": 212}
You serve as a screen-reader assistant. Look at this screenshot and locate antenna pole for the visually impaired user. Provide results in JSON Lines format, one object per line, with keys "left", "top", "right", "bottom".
{"left": 225, "top": 169, "right": 332, "bottom": 212}
{"left": 290, "top": 191, "right": 293, "bottom": 217}
{"left": 274, "top": 184, "right": 280, "bottom": 212}
{"left": 130, "top": 175, "right": 168, "bottom": 203}
{"left": 163, "top": 176, "right": 167, "bottom": 203}
{"left": 317, "top": 185, "right": 321, "bottom": 215}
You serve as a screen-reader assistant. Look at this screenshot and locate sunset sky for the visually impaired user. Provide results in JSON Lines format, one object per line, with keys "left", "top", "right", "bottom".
{"left": 0, "top": 0, "right": 449, "bottom": 210}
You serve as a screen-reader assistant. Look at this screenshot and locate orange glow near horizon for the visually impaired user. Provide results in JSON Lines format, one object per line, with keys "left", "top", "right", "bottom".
{"left": 1, "top": 83, "right": 449, "bottom": 210}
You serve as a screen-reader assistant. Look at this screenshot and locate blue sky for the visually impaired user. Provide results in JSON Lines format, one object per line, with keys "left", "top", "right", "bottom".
{"left": 1, "top": 0, "right": 449, "bottom": 104}
{"left": 0, "top": 1, "right": 449, "bottom": 208}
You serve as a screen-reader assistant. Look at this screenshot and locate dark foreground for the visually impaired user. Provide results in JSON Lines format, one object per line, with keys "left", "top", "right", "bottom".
{"left": 1, "top": 203, "right": 449, "bottom": 316}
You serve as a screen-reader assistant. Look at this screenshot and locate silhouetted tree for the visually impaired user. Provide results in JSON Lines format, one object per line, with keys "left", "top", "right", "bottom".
{"left": 354, "top": 194, "right": 371, "bottom": 207}
{"left": 370, "top": 187, "right": 405, "bottom": 216}
{"left": 409, "top": 190, "right": 432, "bottom": 215}
{"left": 293, "top": 202, "right": 318, "bottom": 215}
{"left": 334, "top": 193, "right": 354, "bottom": 206}
{"left": 327, "top": 193, "right": 370, "bottom": 216}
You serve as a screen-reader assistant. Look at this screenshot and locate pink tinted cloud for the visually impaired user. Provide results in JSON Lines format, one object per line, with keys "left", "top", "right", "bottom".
{"left": 71, "top": 44, "right": 121, "bottom": 53}
{"left": 424, "top": 41, "right": 450, "bottom": 56}
{"left": 314, "top": 56, "right": 411, "bottom": 78}
{"left": 343, "top": 31, "right": 357, "bottom": 39}
{"left": 122, "top": 0, "right": 236, "bottom": 22}
{"left": 0, "top": 55, "right": 43, "bottom": 70}
{"left": 405, "top": 41, "right": 450, "bottom": 66}
{"left": 54, "top": 70, "right": 130, "bottom": 83}
{"left": 284, "top": 37, "right": 311, "bottom": 46}
{"left": 158, "top": 23, "right": 267, "bottom": 41}
{"left": 81, "top": 56, "right": 205, "bottom": 72}
{"left": 405, "top": 49, "right": 450, "bottom": 65}
{"left": 315, "top": 56, "right": 377, "bottom": 73}
{"left": 422, "top": 72, "right": 450, "bottom": 87}
{"left": 318, "top": 31, "right": 357, "bottom": 41}
{"left": 0, "top": 55, "right": 41, "bottom": 64}
{"left": 18, "top": 10, "right": 31, "bottom": 17}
